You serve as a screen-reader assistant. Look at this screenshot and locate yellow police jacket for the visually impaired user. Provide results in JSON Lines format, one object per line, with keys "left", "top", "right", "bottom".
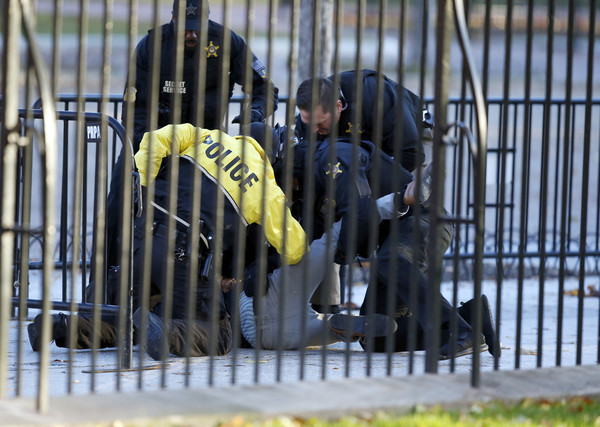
{"left": 134, "top": 123, "right": 306, "bottom": 265}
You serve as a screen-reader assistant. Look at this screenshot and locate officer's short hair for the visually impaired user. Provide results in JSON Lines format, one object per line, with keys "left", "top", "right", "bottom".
{"left": 296, "top": 77, "right": 339, "bottom": 114}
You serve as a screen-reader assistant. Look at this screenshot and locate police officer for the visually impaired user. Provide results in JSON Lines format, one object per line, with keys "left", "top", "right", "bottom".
{"left": 130, "top": 122, "right": 306, "bottom": 360}
{"left": 295, "top": 135, "right": 487, "bottom": 360}
{"left": 295, "top": 70, "right": 430, "bottom": 314}
{"left": 104, "top": 0, "right": 278, "bottom": 276}
{"left": 295, "top": 69, "right": 428, "bottom": 173}
{"left": 27, "top": 123, "right": 306, "bottom": 359}
{"left": 124, "top": 0, "right": 278, "bottom": 147}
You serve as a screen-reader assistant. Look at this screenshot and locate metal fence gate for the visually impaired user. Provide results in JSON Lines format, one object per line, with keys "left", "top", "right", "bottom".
{"left": 1, "top": 0, "right": 599, "bottom": 413}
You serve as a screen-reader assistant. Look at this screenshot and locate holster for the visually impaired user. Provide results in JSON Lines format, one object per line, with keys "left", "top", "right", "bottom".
{"left": 152, "top": 221, "right": 214, "bottom": 281}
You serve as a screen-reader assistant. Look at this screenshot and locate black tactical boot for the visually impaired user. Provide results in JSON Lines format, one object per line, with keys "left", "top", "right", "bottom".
{"left": 133, "top": 308, "right": 168, "bottom": 361}
{"left": 457, "top": 294, "right": 501, "bottom": 358}
{"left": 439, "top": 331, "right": 487, "bottom": 360}
{"left": 27, "top": 313, "right": 68, "bottom": 352}
{"left": 328, "top": 313, "right": 397, "bottom": 340}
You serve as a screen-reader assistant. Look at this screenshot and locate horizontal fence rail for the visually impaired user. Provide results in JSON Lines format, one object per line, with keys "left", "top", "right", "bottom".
{"left": 31, "top": 94, "right": 600, "bottom": 279}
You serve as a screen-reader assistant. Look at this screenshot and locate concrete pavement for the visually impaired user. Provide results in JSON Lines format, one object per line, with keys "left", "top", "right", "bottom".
{"left": 2, "top": 364, "right": 600, "bottom": 426}
{"left": 2, "top": 277, "right": 599, "bottom": 425}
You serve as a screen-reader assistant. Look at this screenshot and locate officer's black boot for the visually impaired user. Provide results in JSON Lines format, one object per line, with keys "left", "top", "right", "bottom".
{"left": 27, "top": 313, "right": 68, "bottom": 352}
{"left": 133, "top": 307, "right": 169, "bottom": 361}
{"left": 439, "top": 330, "right": 487, "bottom": 360}
{"left": 328, "top": 313, "right": 398, "bottom": 340}
{"left": 457, "top": 294, "right": 501, "bottom": 358}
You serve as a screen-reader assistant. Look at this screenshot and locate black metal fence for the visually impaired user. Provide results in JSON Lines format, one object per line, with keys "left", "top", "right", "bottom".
{"left": 26, "top": 94, "right": 600, "bottom": 284}
{"left": 1, "top": 0, "right": 599, "bottom": 413}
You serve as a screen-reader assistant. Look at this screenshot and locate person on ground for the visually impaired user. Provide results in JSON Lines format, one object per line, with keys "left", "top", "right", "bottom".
{"left": 292, "top": 131, "right": 491, "bottom": 360}
{"left": 239, "top": 220, "right": 399, "bottom": 350}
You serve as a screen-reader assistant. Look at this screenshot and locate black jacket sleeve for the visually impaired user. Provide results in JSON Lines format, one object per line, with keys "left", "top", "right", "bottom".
{"left": 361, "top": 72, "right": 425, "bottom": 171}
{"left": 122, "top": 33, "right": 152, "bottom": 151}
{"left": 315, "top": 141, "right": 379, "bottom": 262}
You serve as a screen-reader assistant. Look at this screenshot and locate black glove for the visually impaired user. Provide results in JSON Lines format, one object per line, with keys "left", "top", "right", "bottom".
{"left": 157, "top": 102, "right": 171, "bottom": 126}
{"left": 334, "top": 247, "right": 351, "bottom": 265}
{"left": 232, "top": 108, "right": 264, "bottom": 124}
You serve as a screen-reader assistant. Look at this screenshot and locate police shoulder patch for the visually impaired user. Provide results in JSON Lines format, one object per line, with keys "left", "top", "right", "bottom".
{"left": 252, "top": 58, "right": 267, "bottom": 79}
{"left": 124, "top": 87, "right": 137, "bottom": 102}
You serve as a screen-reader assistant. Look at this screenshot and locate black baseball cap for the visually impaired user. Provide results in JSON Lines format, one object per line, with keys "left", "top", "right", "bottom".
{"left": 172, "top": 0, "right": 208, "bottom": 31}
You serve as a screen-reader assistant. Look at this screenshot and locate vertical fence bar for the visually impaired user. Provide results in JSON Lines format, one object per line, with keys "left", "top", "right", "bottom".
{"left": 516, "top": 0, "right": 534, "bottom": 372}
{"left": 496, "top": 0, "right": 512, "bottom": 371}
{"left": 0, "top": 0, "right": 22, "bottom": 401}
{"left": 61, "top": 0, "right": 82, "bottom": 392}
{"left": 579, "top": 0, "right": 596, "bottom": 366}
{"left": 451, "top": 0, "right": 488, "bottom": 386}
{"left": 159, "top": 0, "right": 186, "bottom": 387}
{"left": 267, "top": 0, "right": 281, "bottom": 381}
{"left": 426, "top": 0, "right": 452, "bottom": 374}
{"left": 556, "top": 0, "right": 575, "bottom": 368}
{"left": 405, "top": 0, "right": 427, "bottom": 376}
{"left": 298, "top": 0, "right": 322, "bottom": 382}
{"left": 17, "top": 0, "right": 59, "bottom": 410}
{"left": 135, "top": 0, "right": 163, "bottom": 392}
{"left": 365, "top": 0, "right": 387, "bottom": 378}
{"left": 346, "top": 0, "right": 366, "bottom": 378}
{"left": 273, "top": 0, "right": 301, "bottom": 384}
{"left": 531, "top": 0, "right": 555, "bottom": 371}
{"left": 448, "top": 0, "right": 472, "bottom": 375}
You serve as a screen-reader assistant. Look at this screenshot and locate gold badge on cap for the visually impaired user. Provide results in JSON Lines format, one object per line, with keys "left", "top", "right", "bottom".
{"left": 186, "top": 4, "right": 197, "bottom": 15}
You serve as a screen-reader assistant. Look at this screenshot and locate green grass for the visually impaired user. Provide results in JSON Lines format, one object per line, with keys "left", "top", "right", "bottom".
{"left": 210, "top": 397, "right": 600, "bottom": 427}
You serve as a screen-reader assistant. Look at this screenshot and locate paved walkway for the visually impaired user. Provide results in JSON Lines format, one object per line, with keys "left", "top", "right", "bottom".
{"left": 2, "top": 364, "right": 600, "bottom": 426}
{"left": 2, "top": 277, "right": 599, "bottom": 425}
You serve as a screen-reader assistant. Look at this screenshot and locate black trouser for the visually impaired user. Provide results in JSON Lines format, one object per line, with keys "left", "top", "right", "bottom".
{"left": 54, "top": 312, "right": 123, "bottom": 349}
{"left": 54, "top": 310, "right": 231, "bottom": 357}
{"left": 141, "top": 223, "right": 232, "bottom": 357}
{"left": 360, "top": 212, "right": 470, "bottom": 352}
{"left": 105, "top": 149, "right": 129, "bottom": 271}
{"left": 56, "top": 223, "right": 232, "bottom": 357}
{"left": 86, "top": 149, "right": 129, "bottom": 293}
{"left": 54, "top": 265, "right": 150, "bottom": 350}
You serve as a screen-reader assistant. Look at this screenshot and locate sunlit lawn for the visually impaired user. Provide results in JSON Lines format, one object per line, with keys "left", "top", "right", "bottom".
{"left": 212, "top": 397, "right": 600, "bottom": 427}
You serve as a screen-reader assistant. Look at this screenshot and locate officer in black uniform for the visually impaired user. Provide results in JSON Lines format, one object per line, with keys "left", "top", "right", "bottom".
{"left": 295, "top": 69, "right": 429, "bottom": 173}
{"left": 294, "top": 70, "right": 431, "bottom": 314}
{"left": 26, "top": 155, "right": 237, "bottom": 357}
{"left": 104, "top": 0, "right": 278, "bottom": 276}
{"left": 124, "top": 0, "right": 278, "bottom": 147}
{"left": 294, "top": 135, "right": 487, "bottom": 360}
{"left": 27, "top": 123, "right": 305, "bottom": 360}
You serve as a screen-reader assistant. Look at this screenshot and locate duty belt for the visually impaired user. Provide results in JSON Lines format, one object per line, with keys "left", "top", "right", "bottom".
{"left": 151, "top": 201, "right": 215, "bottom": 281}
